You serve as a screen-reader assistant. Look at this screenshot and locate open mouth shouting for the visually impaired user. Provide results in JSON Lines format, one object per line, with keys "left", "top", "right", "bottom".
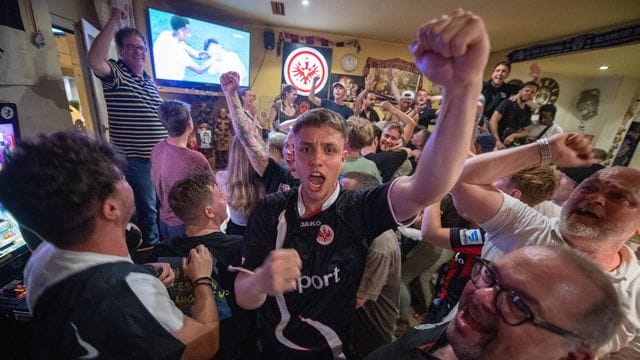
{"left": 308, "top": 171, "right": 326, "bottom": 191}
{"left": 455, "top": 301, "right": 497, "bottom": 336}
{"left": 573, "top": 208, "right": 601, "bottom": 220}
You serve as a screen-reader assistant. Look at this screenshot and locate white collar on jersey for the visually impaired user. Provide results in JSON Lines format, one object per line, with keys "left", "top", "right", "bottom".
{"left": 297, "top": 182, "right": 341, "bottom": 217}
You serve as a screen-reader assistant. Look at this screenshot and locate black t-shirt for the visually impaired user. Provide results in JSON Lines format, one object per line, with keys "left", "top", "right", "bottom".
{"left": 493, "top": 99, "right": 533, "bottom": 141}
{"left": 321, "top": 99, "right": 354, "bottom": 120}
{"left": 418, "top": 108, "right": 438, "bottom": 127}
{"left": 261, "top": 157, "right": 299, "bottom": 193}
{"left": 243, "top": 183, "right": 399, "bottom": 358}
{"left": 481, "top": 80, "right": 519, "bottom": 124}
{"left": 152, "top": 233, "right": 255, "bottom": 360}
{"left": 366, "top": 321, "right": 450, "bottom": 360}
{"left": 365, "top": 151, "right": 408, "bottom": 183}
{"left": 359, "top": 109, "right": 380, "bottom": 123}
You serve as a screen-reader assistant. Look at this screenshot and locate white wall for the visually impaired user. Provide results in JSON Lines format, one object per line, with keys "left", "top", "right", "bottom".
{"left": 508, "top": 62, "right": 640, "bottom": 169}
{"left": 0, "top": 0, "right": 72, "bottom": 137}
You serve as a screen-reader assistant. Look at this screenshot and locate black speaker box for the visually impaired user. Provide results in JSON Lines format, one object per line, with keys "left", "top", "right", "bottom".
{"left": 264, "top": 30, "right": 275, "bottom": 50}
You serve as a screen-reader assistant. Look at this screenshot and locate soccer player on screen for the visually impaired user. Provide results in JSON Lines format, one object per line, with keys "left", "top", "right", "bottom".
{"left": 153, "top": 15, "right": 211, "bottom": 80}
{"left": 203, "top": 38, "right": 248, "bottom": 84}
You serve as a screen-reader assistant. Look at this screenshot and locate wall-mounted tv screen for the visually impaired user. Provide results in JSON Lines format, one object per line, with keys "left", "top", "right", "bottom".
{"left": 147, "top": 7, "right": 251, "bottom": 91}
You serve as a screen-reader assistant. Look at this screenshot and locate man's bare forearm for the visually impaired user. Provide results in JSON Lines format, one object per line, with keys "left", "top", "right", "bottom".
{"left": 224, "top": 92, "right": 269, "bottom": 175}
{"left": 391, "top": 81, "right": 481, "bottom": 220}
{"left": 234, "top": 272, "right": 267, "bottom": 310}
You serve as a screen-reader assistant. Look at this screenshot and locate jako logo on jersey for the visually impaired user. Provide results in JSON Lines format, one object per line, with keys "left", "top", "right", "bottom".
{"left": 297, "top": 267, "right": 340, "bottom": 293}
{"left": 316, "top": 224, "right": 334, "bottom": 245}
{"left": 300, "top": 220, "right": 321, "bottom": 228}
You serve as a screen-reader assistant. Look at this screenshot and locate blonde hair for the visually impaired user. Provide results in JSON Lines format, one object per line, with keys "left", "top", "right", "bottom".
{"left": 346, "top": 116, "right": 374, "bottom": 150}
{"left": 225, "top": 137, "right": 265, "bottom": 215}
{"left": 509, "top": 165, "right": 559, "bottom": 206}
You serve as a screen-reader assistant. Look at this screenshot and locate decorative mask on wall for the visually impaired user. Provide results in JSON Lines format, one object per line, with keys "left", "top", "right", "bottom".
{"left": 576, "top": 89, "right": 600, "bottom": 121}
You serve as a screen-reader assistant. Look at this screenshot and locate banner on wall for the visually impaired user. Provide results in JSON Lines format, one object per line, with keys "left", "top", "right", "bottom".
{"left": 362, "top": 57, "right": 423, "bottom": 101}
{"left": 508, "top": 23, "right": 640, "bottom": 63}
{"left": 277, "top": 31, "right": 359, "bottom": 57}
{"left": 281, "top": 43, "right": 332, "bottom": 98}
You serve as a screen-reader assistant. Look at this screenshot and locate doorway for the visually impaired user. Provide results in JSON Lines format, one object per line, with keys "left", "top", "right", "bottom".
{"left": 52, "top": 25, "right": 99, "bottom": 138}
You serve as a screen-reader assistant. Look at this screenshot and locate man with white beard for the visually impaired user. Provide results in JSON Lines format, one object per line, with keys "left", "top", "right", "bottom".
{"left": 449, "top": 132, "right": 640, "bottom": 359}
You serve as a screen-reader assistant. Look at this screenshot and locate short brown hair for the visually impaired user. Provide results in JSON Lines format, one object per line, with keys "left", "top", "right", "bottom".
{"left": 509, "top": 165, "right": 559, "bottom": 206}
{"left": 168, "top": 172, "right": 215, "bottom": 225}
{"left": 292, "top": 108, "right": 347, "bottom": 139}
{"left": 158, "top": 100, "right": 191, "bottom": 137}
{"left": 383, "top": 122, "right": 404, "bottom": 138}
{"left": 115, "top": 27, "right": 146, "bottom": 51}
{"left": 346, "top": 116, "right": 374, "bottom": 150}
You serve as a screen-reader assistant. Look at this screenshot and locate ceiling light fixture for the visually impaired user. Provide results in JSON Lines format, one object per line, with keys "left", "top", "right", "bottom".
{"left": 599, "top": 65, "right": 609, "bottom": 70}
{"left": 302, "top": 0, "right": 309, "bottom": 5}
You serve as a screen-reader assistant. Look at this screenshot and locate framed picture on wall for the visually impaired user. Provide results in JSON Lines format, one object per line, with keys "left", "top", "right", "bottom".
{"left": 363, "top": 57, "right": 423, "bottom": 102}
{"left": 329, "top": 74, "right": 364, "bottom": 102}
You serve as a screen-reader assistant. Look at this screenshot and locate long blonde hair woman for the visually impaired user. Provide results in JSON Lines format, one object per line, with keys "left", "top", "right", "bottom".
{"left": 218, "top": 137, "right": 265, "bottom": 235}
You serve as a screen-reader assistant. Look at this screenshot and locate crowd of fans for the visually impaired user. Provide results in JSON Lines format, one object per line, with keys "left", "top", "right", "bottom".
{"left": 0, "top": 6, "right": 638, "bottom": 360}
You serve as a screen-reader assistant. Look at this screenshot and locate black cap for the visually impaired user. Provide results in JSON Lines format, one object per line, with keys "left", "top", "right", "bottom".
{"left": 558, "top": 163, "right": 605, "bottom": 184}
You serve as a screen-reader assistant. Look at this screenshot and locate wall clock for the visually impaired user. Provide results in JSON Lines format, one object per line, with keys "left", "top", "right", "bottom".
{"left": 534, "top": 77, "right": 560, "bottom": 105}
{"left": 340, "top": 53, "right": 358, "bottom": 72}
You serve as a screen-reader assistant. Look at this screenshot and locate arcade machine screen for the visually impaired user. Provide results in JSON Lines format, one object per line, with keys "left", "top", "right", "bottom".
{"left": 0, "top": 104, "right": 29, "bottom": 302}
{"left": 0, "top": 123, "right": 17, "bottom": 172}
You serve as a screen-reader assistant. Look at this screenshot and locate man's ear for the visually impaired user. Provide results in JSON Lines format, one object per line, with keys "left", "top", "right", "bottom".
{"left": 101, "top": 197, "right": 119, "bottom": 221}
{"left": 510, "top": 189, "right": 522, "bottom": 200}
{"left": 203, "top": 205, "right": 215, "bottom": 220}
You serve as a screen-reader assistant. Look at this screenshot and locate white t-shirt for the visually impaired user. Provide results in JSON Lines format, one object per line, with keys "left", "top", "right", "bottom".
{"left": 24, "top": 242, "right": 184, "bottom": 334}
{"left": 527, "top": 117, "right": 563, "bottom": 141}
{"left": 207, "top": 50, "right": 247, "bottom": 82}
{"left": 480, "top": 193, "right": 640, "bottom": 357}
{"left": 533, "top": 200, "right": 562, "bottom": 218}
{"left": 153, "top": 31, "right": 197, "bottom": 81}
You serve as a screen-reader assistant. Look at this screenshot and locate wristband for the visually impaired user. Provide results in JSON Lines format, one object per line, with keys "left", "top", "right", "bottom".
{"left": 194, "top": 282, "right": 214, "bottom": 290}
{"left": 536, "top": 138, "right": 552, "bottom": 166}
{"left": 192, "top": 276, "right": 213, "bottom": 284}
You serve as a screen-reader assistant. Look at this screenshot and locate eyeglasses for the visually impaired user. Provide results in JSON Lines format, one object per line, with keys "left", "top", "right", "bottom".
{"left": 471, "top": 258, "right": 590, "bottom": 347}
{"left": 123, "top": 44, "right": 147, "bottom": 53}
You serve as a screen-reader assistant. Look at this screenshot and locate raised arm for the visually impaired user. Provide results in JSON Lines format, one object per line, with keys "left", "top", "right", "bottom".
{"left": 87, "top": 7, "right": 124, "bottom": 78}
{"left": 174, "top": 245, "right": 220, "bottom": 359}
{"left": 354, "top": 74, "right": 374, "bottom": 106}
{"left": 381, "top": 101, "right": 416, "bottom": 143}
{"left": 421, "top": 201, "right": 453, "bottom": 250}
{"left": 386, "top": 68, "right": 402, "bottom": 103}
{"left": 308, "top": 76, "right": 322, "bottom": 107}
{"left": 389, "top": 9, "right": 490, "bottom": 221}
{"left": 451, "top": 132, "right": 593, "bottom": 224}
{"left": 220, "top": 72, "right": 270, "bottom": 175}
